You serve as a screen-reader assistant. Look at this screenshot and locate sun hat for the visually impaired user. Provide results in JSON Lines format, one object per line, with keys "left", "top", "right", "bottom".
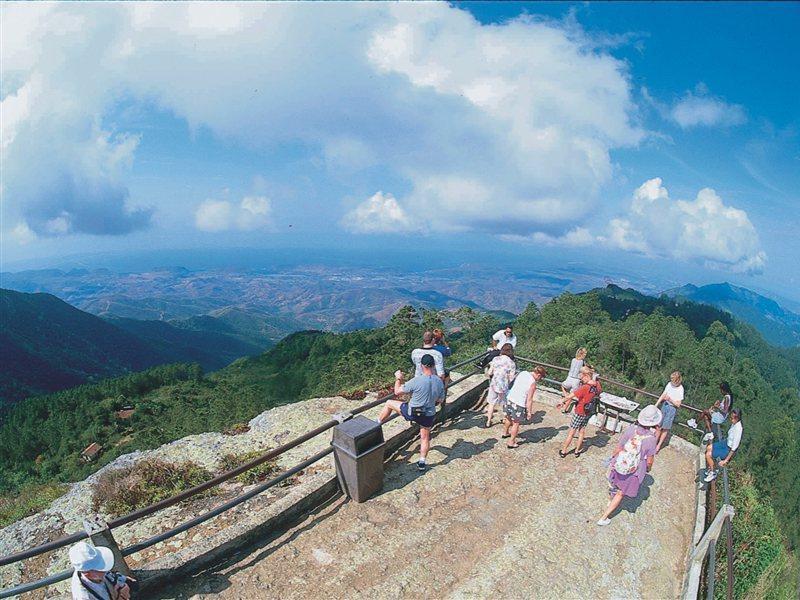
{"left": 637, "top": 404, "right": 663, "bottom": 428}
{"left": 420, "top": 353, "right": 436, "bottom": 367}
{"left": 69, "top": 541, "right": 115, "bottom": 573}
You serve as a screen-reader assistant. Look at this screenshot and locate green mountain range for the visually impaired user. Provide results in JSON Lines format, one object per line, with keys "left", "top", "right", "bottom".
{"left": 0, "top": 289, "right": 268, "bottom": 407}
{"left": 664, "top": 282, "right": 800, "bottom": 348}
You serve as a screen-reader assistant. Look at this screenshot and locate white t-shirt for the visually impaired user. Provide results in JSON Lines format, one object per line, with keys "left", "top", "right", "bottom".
{"left": 506, "top": 371, "right": 535, "bottom": 407}
{"left": 727, "top": 421, "right": 743, "bottom": 452}
{"left": 492, "top": 330, "right": 517, "bottom": 348}
{"left": 662, "top": 382, "right": 684, "bottom": 407}
{"left": 71, "top": 571, "right": 112, "bottom": 600}
{"left": 411, "top": 347, "right": 445, "bottom": 377}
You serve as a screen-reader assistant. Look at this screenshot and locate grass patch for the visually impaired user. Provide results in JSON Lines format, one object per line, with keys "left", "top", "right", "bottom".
{"left": 92, "top": 458, "right": 212, "bottom": 517}
{"left": 219, "top": 450, "right": 280, "bottom": 485}
{"left": 0, "top": 482, "right": 68, "bottom": 528}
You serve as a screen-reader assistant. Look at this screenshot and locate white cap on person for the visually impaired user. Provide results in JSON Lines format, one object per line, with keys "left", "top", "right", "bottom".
{"left": 69, "top": 541, "right": 115, "bottom": 573}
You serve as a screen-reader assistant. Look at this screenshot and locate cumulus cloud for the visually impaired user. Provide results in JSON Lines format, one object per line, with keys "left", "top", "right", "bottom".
{"left": 516, "top": 178, "right": 765, "bottom": 273}
{"left": 2, "top": 3, "right": 645, "bottom": 244}
{"left": 667, "top": 84, "right": 746, "bottom": 129}
{"left": 341, "top": 191, "right": 416, "bottom": 233}
{"left": 195, "top": 196, "right": 273, "bottom": 232}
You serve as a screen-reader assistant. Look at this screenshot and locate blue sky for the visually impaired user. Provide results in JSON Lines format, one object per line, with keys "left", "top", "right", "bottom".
{"left": 2, "top": 2, "right": 798, "bottom": 300}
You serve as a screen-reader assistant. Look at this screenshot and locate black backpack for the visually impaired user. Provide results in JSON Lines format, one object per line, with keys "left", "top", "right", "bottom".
{"left": 583, "top": 384, "right": 601, "bottom": 416}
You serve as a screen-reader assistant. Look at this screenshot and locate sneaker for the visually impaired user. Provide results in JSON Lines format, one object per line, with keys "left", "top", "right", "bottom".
{"left": 597, "top": 518, "right": 611, "bottom": 526}
{"left": 702, "top": 432, "right": 714, "bottom": 444}
{"left": 704, "top": 470, "right": 718, "bottom": 483}
{"left": 417, "top": 460, "right": 427, "bottom": 471}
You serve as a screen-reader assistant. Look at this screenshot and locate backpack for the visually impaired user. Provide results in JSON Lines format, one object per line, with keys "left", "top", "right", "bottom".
{"left": 583, "top": 384, "right": 600, "bottom": 416}
{"left": 614, "top": 432, "right": 648, "bottom": 475}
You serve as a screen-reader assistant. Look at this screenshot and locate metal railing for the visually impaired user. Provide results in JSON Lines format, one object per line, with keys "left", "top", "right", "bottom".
{"left": 0, "top": 352, "right": 487, "bottom": 598}
{"left": 0, "top": 349, "right": 731, "bottom": 598}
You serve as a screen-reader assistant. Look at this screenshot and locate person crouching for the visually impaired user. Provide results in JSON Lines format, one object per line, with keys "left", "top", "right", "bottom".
{"left": 378, "top": 353, "right": 445, "bottom": 471}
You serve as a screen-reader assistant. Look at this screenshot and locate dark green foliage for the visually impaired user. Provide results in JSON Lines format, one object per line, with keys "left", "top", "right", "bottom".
{"left": 91, "top": 458, "right": 211, "bottom": 517}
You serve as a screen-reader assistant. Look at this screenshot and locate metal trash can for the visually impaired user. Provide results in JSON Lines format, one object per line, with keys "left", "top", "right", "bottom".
{"left": 332, "top": 416, "right": 386, "bottom": 502}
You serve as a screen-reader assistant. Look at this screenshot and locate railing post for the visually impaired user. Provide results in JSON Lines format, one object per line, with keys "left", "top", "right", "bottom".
{"left": 83, "top": 517, "right": 132, "bottom": 577}
{"left": 706, "top": 538, "right": 717, "bottom": 600}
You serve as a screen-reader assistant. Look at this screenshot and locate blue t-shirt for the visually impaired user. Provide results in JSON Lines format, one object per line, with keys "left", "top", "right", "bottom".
{"left": 402, "top": 375, "right": 445, "bottom": 417}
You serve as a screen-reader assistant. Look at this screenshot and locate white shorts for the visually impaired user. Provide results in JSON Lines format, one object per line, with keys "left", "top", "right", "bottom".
{"left": 561, "top": 376, "right": 580, "bottom": 391}
{"left": 487, "top": 388, "right": 507, "bottom": 405}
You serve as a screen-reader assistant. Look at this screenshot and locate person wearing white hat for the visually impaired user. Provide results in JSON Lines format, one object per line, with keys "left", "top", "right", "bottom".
{"left": 597, "top": 404, "right": 662, "bottom": 526}
{"left": 69, "top": 541, "right": 132, "bottom": 600}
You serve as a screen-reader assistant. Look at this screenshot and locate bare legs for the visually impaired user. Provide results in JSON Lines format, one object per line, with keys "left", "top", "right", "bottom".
{"left": 599, "top": 490, "right": 625, "bottom": 523}
{"left": 560, "top": 426, "right": 587, "bottom": 456}
{"left": 485, "top": 402, "right": 498, "bottom": 426}
{"left": 503, "top": 417, "right": 521, "bottom": 447}
{"left": 655, "top": 427, "right": 670, "bottom": 454}
{"left": 379, "top": 399, "right": 431, "bottom": 461}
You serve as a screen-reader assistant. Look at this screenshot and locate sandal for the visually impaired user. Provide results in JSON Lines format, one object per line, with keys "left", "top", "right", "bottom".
{"left": 559, "top": 450, "right": 568, "bottom": 458}
{"left": 575, "top": 449, "right": 584, "bottom": 458}
{"left": 501, "top": 434, "right": 511, "bottom": 439}
{"left": 507, "top": 443, "right": 520, "bottom": 449}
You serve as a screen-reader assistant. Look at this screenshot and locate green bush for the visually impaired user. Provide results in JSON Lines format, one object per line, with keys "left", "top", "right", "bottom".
{"left": 0, "top": 482, "right": 68, "bottom": 528}
{"left": 92, "top": 458, "right": 211, "bottom": 517}
{"left": 219, "top": 450, "right": 279, "bottom": 485}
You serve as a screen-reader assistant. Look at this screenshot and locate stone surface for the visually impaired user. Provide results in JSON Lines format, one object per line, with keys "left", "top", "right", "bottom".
{"left": 161, "top": 386, "right": 700, "bottom": 600}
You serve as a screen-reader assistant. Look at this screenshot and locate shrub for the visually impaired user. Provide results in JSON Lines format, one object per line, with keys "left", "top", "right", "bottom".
{"left": 92, "top": 458, "right": 211, "bottom": 517}
{"left": 223, "top": 423, "right": 251, "bottom": 436}
{"left": 219, "top": 450, "right": 279, "bottom": 485}
{"left": 0, "top": 483, "right": 68, "bottom": 528}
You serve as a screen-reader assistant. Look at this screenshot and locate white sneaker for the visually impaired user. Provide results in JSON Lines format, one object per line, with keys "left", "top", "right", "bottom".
{"left": 702, "top": 432, "right": 714, "bottom": 444}
{"left": 597, "top": 518, "right": 611, "bottom": 526}
{"left": 704, "top": 470, "right": 718, "bottom": 483}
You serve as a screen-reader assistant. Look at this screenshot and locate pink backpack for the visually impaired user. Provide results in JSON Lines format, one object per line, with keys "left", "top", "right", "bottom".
{"left": 614, "top": 433, "right": 647, "bottom": 475}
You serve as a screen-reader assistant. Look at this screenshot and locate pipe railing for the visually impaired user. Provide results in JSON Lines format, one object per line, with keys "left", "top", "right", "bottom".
{"left": 0, "top": 351, "right": 488, "bottom": 598}
{"left": 1, "top": 348, "right": 728, "bottom": 598}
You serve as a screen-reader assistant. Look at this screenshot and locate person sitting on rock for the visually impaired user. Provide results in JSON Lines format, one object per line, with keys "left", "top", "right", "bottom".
{"left": 69, "top": 541, "right": 135, "bottom": 600}
{"left": 704, "top": 408, "right": 743, "bottom": 483}
{"left": 558, "top": 366, "right": 601, "bottom": 458}
{"left": 501, "top": 366, "right": 547, "bottom": 448}
{"left": 597, "top": 404, "right": 662, "bottom": 526}
{"left": 378, "top": 353, "right": 445, "bottom": 471}
{"left": 559, "top": 347, "right": 587, "bottom": 410}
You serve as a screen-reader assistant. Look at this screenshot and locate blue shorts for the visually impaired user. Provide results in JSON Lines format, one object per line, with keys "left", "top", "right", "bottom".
{"left": 661, "top": 403, "right": 677, "bottom": 430}
{"left": 712, "top": 441, "right": 731, "bottom": 461}
{"left": 400, "top": 402, "right": 435, "bottom": 428}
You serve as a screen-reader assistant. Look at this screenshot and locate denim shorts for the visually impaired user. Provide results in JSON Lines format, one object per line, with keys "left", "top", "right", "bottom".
{"left": 712, "top": 441, "right": 731, "bottom": 461}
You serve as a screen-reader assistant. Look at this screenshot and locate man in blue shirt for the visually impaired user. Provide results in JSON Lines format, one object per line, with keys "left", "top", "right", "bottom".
{"left": 378, "top": 353, "right": 445, "bottom": 470}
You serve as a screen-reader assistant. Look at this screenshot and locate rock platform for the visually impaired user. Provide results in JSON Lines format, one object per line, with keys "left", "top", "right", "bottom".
{"left": 163, "top": 386, "right": 699, "bottom": 600}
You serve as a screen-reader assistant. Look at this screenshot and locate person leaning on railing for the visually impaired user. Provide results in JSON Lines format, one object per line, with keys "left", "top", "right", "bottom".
{"left": 704, "top": 408, "right": 743, "bottom": 483}
{"left": 654, "top": 370, "right": 684, "bottom": 454}
{"left": 702, "top": 381, "right": 734, "bottom": 441}
{"left": 378, "top": 353, "right": 445, "bottom": 471}
{"left": 559, "top": 347, "right": 587, "bottom": 409}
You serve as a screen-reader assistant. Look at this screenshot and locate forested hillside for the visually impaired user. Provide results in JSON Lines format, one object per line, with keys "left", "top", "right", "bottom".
{"left": 1, "top": 288, "right": 798, "bottom": 597}
{"left": 0, "top": 289, "right": 266, "bottom": 407}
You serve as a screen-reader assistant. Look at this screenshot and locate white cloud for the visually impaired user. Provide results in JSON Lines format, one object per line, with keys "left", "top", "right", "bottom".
{"left": 1, "top": 3, "right": 644, "bottom": 244}
{"left": 506, "top": 178, "right": 766, "bottom": 274}
{"left": 342, "top": 191, "right": 416, "bottom": 233}
{"left": 195, "top": 196, "right": 273, "bottom": 232}
{"left": 668, "top": 85, "right": 746, "bottom": 129}
{"left": 605, "top": 178, "right": 765, "bottom": 273}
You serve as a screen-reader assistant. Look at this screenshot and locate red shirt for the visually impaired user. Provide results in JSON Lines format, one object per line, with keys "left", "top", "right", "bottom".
{"left": 573, "top": 381, "right": 601, "bottom": 416}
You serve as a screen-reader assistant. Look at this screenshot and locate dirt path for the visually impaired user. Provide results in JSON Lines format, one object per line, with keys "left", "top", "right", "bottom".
{"left": 165, "top": 391, "right": 698, "bottom": 600}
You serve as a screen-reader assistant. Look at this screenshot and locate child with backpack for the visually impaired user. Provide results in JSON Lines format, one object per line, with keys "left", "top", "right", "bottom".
{"left": 558, "top": 366, "right": 601, "bottom": 458}
{"left": 597, "top": 404, "right": 662, "bottom": 526}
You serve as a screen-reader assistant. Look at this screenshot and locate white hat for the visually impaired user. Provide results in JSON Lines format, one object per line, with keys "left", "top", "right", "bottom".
{"left": 69, "top": 541, "right": 115, "bottom": 573}
{"left": 637, "top": 404, "right": 663, "bottom": 428}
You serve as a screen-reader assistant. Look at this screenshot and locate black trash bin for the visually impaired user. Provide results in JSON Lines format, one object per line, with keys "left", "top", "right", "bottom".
{"left": 332, "top": 416, "right": 386, "bottom": 502}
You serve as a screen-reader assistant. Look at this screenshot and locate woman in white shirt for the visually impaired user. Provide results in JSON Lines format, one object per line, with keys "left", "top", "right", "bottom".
{"left": 654, "top": 371, "right": 684, "bottom": 454}
{"left": 559, "top": 347, "right": 587, "bottom": 412}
